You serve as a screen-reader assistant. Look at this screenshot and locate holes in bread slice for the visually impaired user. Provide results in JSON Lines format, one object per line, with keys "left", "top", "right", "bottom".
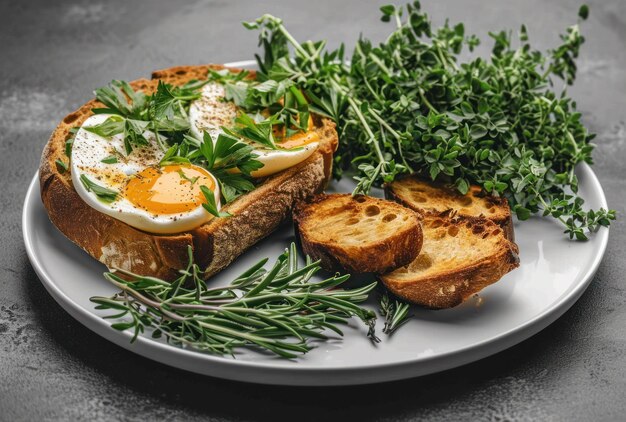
{"left": 412, "top": 194, "right": 427, "bottom": 203}
{"left": 456, "top": 196, "right": 473, "bottom": 206}
{"left": 382, "top": 213, "right": 397, "bottom": 223}
{"left": 472, "top": 224, "right": 484, "bottom": 235}
{"left": 447, "top": 225, "right": 459, "bottom": 237}
{"left": 63, "top": 112, "right": 79, "bottom": 125}
{"left": 429, "top": 219, "right": 444, "bottom": 229}
{"left": 388, "top": 177, "right": 512, "bottom": 230}
{"left": 365, "top": 205, "right": 380, "bottom": 216}
{"left": 381, "top": 213, "right": 516, "bottom": 292}
{"left": 296, "top": 194, "right": 420, "bottom": 251}
{"left": 410, "top": 253, "right": 432, "bottom": 271}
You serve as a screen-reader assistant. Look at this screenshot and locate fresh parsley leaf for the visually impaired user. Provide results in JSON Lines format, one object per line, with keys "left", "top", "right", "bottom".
{"left": 200, "top": 185, "right": 230, "bottom": 218}
{"left": 55, "top": 159, "right": 68, "bottom": 173}
{"left": 229, "top": 113, "right": 277, "bottom": 149}
{"left": 177, "top": 169, "right": 199, "bottom": 186}
{"left": 79, "top": 174, "right": 118, "bottom": 203}
{"left": 122, "top": 119, "right": 150, "bottom": 154}
{"left": 152, "top": 82, "right": 189, "bottom": 128}
{"left": 202, "top": 131, "right": 263, "bottom": 174}
{"left": 215, "top": 173, "right": 256, "bottom": 203}
{"left": 65, "top": 138, "right": 74, "bottom": 158}
{"left": 93, "top": 80, "right": 148, "bottom": 119}
{"left": 101, "top": 155, "right": 118, "bottom": 164}
{"left": 224, "top": 81, "right": 249, "bottom": 106}
{"left": 85, "top": 116, "right": 149, "bottom": 155}
{"left": 64, "top": 126, "right": 79, "bottom": 158}
{"left": 196, "top": 131, "right": 262, "bottom": 201}
{"left": 84, "top": 115, "right": 125, "bottom": 137}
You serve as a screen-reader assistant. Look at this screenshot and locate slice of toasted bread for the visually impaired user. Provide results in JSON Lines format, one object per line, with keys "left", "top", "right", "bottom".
{"left": 385, "top": 175, "right": 514, "bottom": 240}
{"left": 293, "top": 194, "right": 423, "bottom": 274}
{"left": 380, "top": 215, "right": 519, "bottom": 309}
{"left": 39, "top": 64, "right": 338, "bottom": 281}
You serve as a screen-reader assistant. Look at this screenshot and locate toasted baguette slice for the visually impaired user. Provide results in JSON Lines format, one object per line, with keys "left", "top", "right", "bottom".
{"left": 293, "top": 194, "right": 423, "bottom": 274}
{"left": 380, "top": 216, "right": 520, "bottom": 309}
{"left": 39, "top": 64, "right": 338, "bottom": 281}
{"left": 385, "top": 175, "right": 514, "bottom": 240}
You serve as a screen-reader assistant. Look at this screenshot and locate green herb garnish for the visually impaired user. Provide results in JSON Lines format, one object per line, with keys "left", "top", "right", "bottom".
{"left": 88, "top": 77, "right": 262, "bottom": 209}
{"left": 228, "top": 113, "right": 278, "bottom": 149}
{"left": 101, "top": 155, "right": 118, "bottom": 164}
{"left": 244, "top": 2, "right": 616, "bottom": 239}
{"left": 84, "top": 115, "right": 150, "bottom": 155}
{"left": 65, "top": 126, "right": 79, "bottom": 157}
{"left": 208, "top": 68, "right": 312, "bottom": 140}
{"left": 92, "top": 80, "right": 148, "bottom": 119}
{"left": 79, "top": 174, "right": 118, "bottom": 203}
{"left": 379, "top": 291, "right": 411, "bottom": 335}
{"left": 200, "top": 185, "right": 231, "bottom": 218}
{"left": 90, "top": 243, "right": 378, "bottom": 358}
{"left": 197, "top": 131, "right": 263, "bottom": 202}
{"left": 177, "top": 169, "right": 199, "bottom": 186}
{"left": 55, "top": 159, "right": 68, "bottom": 174}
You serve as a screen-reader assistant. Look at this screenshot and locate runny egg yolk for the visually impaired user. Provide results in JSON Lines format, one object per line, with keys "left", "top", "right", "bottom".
{"left": 277, "top": 131, "right": 320, "bottom": 149}
{"left": 124, "top": 165, "right": 216, "bottom": 215}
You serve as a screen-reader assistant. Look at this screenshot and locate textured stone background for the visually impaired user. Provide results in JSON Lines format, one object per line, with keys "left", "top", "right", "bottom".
{"left": 1, "top": 0, "right": 625, "bottom": 420}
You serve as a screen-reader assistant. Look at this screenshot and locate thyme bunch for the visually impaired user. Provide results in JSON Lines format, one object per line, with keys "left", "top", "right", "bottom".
{"left": 244, "top": 2, "right": 616, "bottom": 239}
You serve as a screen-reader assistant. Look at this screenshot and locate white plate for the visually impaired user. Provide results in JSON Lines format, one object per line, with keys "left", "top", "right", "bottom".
{"left": 23, "top": 61, "right": 610, "bottom": 385}
{"left": 23, "top": 162, "right": 609, "bottom": 386}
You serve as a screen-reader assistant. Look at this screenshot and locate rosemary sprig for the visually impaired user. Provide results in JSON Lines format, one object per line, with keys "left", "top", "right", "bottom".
{"left": 91, "top": 243, "right": 378, "bottom": 358}
{"left": 379, "top": 291, "right": 412, "bottom": 335}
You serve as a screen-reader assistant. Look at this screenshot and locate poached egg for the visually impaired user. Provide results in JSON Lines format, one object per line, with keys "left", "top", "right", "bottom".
{"left": 71, "top": 113, "right": 221, "bottom": 234}
{"left": 189, "top": 82, "right": 320, "bottom": 178}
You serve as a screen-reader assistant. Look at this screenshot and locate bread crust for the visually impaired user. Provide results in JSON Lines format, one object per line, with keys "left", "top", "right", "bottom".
{"left": 380, "top": 216, "right": 520, "bottom": 309}
{"left": 40, "top": 64, "right": 338, "bottom": 280}
{"left": 385, "top": 175, "right": 515, "bottom": 241}
{"left": 293, "top": 194, "right": 423, "bottom": 274}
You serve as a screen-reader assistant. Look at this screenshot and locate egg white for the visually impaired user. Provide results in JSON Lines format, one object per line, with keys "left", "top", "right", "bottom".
{"left": 71, "top": 113, "right": 221, "bottom": 234}
{"left": 189, "top": 82, "right": 319, "bottom": 178}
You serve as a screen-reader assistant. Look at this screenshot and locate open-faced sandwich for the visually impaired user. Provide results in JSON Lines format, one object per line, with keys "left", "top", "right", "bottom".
{"left": 40, "top": 64, "right": 337, "bottom": 281}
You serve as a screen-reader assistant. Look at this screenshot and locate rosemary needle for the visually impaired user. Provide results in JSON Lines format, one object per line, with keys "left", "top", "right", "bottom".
{"left": 379, "top": 290, "right": 412, "bottom": 336}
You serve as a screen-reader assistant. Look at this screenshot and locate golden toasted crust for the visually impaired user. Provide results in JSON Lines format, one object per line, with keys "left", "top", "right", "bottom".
{"left": 385, "top": 175, "right": 515, "bottom": 241}
{"left": 380, "top": 216, "right": 520, "bottom": 309}
{"left": 293, "top": 194, "right": 423, "bottom": 274}
{"left": 40, "top": 64, "right": 338, "bottom": 280}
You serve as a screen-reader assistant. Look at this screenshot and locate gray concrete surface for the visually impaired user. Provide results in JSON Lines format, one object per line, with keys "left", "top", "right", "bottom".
{"left": 1, "top": 0, "right": 625, "bottom": 420}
